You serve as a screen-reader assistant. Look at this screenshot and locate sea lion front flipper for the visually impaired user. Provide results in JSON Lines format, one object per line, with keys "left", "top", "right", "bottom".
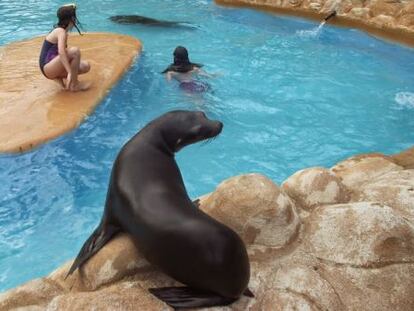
{"left": 65, "top": 222, "right": 120, "bottom": 278}
{"left": 148, "top": 286, "right": 237, "bottom": 309}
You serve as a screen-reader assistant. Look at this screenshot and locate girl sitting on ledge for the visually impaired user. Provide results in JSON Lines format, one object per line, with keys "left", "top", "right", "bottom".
{"left": 39, "top": 3, "right": 90, "bottom": 92}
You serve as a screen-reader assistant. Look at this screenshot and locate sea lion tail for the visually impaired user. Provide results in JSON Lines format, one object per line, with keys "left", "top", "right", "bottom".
{"left": 65, "top": 223, "right": 120, "bottom": 279}
{"left": 148, "top": 286, "right": 241, "bottom": 309}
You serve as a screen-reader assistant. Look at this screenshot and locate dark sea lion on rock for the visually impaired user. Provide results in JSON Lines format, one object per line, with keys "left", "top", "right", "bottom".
{"left": 109, "top": 15, "right": 196, "bottom": 28}
{"left": 66, "top": 110, "right": 252, "bottom": 309}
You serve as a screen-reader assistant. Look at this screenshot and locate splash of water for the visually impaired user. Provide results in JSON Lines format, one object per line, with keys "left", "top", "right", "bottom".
{"left": 395, "top": 92, "right": 414, "bottom": 109}
{"left": 296, "top": 20, "right": 326, "bottom": 38}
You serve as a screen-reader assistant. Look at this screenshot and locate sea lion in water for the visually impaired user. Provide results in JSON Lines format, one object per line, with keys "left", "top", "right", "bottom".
{"left": 109, "top": 15, "right": 195, "bottom": 28}
{"left": 66, "top": 110, "right": 252, "bottom": 309}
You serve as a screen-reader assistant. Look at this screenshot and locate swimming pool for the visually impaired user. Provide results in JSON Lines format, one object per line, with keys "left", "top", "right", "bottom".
{"left": 0, "top": 0, "right": 413, "bottom": 292}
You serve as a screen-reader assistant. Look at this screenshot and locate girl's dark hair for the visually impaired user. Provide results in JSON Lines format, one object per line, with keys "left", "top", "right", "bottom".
{"left": 162, "top": 46, "right": 203, "bottom": 74}
{"left": 55, "top": 4, "right": 82, "bottom": 35}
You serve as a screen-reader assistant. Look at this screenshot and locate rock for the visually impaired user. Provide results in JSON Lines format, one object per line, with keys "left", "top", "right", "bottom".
{"left": 0, "top": 278, "right": 62, "bottom": 310}
{"left": 369, "top": 0, "right": 402, "bottom": 17}
{"left": 288, "top": 0, "right": 303, "bottom": 7}
{"left": 319, "top": 263, "right": 414, "bottom": 311}
{"left": 398, "top": 13, "right": 414, "bottom": 27}
{"left": 330, "top": 154, "right": 403, "bottom": 191}
{"left": 305, "top": 202, "right": 414, "bottom": 267}
{"left": 309, "top": 2, "right": 322, "bottom": 11}
{"left": 349, "top": 7, "right": 372, "bottom": 19}
{"left": 371, "top": 14, "right": 395, "bottom": 26}
{"left": 50, "top": 234, "right": 150, "bottom": 292}
{"left": 45, "top": 280, "right": 170, "bottom": 311}
{"left": 357, "top": 169, "right": 414, "bottom": 220}
{"left": 200, "top": 174, "right": 301, "bottom": 250}
{"left": 282, "top": 167, "right": 350, "bottom": 212}
{"left": 251, "top": 290, "right": 317, "bottom": 311}
{"left": 260, "top": 265, "right": 346, "bottom": 310}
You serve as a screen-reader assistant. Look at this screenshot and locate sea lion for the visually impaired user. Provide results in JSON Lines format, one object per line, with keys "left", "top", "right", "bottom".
{"left": 66, "top": 110, "right": 252, "bottom": 309}
{"left": 109, "top": 15, "right": 196, "bottom": 28}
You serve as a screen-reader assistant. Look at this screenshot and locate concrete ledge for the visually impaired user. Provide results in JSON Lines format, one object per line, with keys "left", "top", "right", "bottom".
{"left": 0, "top": 33, "right": 142, "bottom": 153}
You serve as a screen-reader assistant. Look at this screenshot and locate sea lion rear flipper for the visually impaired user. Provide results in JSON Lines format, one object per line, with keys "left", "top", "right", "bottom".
{"left": 65, "top": 223, "right": 120, "bottom": 278}
{"left": 243, "top": 288, "right": 254, "bottom": 297}
{"left": 148, "top": 286, "right": 238, "bottom": 309}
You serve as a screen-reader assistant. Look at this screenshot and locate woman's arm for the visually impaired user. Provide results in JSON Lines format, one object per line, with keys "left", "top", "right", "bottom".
{"left": 56, "top": 29, "right": 72, "bottom": 87}
{"left": 194, "top": 67, "right": 219, "bottom": 78}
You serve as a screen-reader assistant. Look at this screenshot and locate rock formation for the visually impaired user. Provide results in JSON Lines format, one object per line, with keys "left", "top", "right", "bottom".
{"left": 215, "top": 0, "right": 414, "bottom": 46}
{"left": 2, "top": 146, "right": 413, "bottom": 310}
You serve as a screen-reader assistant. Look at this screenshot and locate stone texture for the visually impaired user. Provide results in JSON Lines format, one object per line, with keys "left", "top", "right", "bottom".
{"left": 0, "top": 278, "right": 62, "bottom": 310}
{"left": 200, "top": 174, "right": 301, "bottom": 250}
{"left": 356, "top": 169, "right": 414, "bottom": 220}
{"left": 0, "top": 33, "right": 142, "bottom": 153}
{"left": 330, "top": 154, "right": 403, "bottom": 191}
{"left": 282, "top": 167, "right": 350, "bottom": 211}
{"left": 391, "top": 146, "right": 414, "bottom": 169}
{"left": 45, "top": 281, "right": 169, "bottom": 311}
{"left": 50, "top": 234, "right": 150, "bottom": 292}
{"left": 305, "top": 202, "right": 414, "bottom": 267}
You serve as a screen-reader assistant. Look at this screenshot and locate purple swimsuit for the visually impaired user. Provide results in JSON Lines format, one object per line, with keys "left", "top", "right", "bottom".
{"left": 179, "top": 81, "right": 210, "bottom": 93}
{"left": 39, "top": 40, "right": 58, "bottom": 76}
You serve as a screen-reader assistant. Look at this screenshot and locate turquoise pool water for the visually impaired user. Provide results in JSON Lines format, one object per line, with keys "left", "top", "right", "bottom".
{"left": 1, "top": 0, "right": 413, "bottom": 291}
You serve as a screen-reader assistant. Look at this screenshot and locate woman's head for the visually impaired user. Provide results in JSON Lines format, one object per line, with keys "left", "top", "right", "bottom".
{"left": 162, "top": 46, "right": 203, "bottom": 74}
{"left": 173, "top": 46, "right": 190, "bottom": 66}
{"left": 56, "top": 3, "right": 82, "bottom": 34}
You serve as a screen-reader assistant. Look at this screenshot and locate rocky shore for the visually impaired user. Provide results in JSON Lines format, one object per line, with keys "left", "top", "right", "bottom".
{"left": 1, "top": 146, "right": 413, "bottom": 311}
{"left": 215, "top": 0, "right": 414, "bottom": 47}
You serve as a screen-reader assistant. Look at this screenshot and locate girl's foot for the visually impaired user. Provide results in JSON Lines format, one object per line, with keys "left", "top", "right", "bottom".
{"left": 69, "top": 81, "right": 91, "bottom": 92}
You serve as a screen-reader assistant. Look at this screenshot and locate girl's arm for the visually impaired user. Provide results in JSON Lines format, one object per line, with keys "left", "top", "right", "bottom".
{"left": 165, "top": 71, "right": 174, "bottom": 81}
{"left": 56, "top": 29, "right": 72, "bottom": 86}
{"left": 194, "top": 67, "right": 219, "bottom": 78}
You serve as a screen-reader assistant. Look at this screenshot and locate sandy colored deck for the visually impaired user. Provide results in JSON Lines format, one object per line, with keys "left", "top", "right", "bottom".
{"left": 0, "top": 33, "right": 142, "bottom": 153}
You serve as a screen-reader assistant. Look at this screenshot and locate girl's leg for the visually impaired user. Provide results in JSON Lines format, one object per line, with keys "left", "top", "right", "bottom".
{"left": 42, "top": 47, "right": 91, "bottom": 91}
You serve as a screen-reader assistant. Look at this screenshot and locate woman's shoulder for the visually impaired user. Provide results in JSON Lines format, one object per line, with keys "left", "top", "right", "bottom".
{"left": 46, "top": 27, "right": 66, "bottom": 42}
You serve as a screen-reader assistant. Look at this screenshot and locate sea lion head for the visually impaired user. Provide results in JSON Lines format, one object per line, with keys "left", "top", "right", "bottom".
{"left": 157, "top": 110, "right": 223, "bottom": 152}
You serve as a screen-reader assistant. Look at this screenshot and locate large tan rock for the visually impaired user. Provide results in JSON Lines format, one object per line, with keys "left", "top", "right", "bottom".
{"left": 319, "top": 263, "right": 414, "bottom": 311}
{"left": 50, "top": 234, "right": 150, "bottom": 292}
{"left": 0, "top": 33, "right": 142, "bottom": 153}
{"left": 282, "top": 167, "right": 350, "bottom": 211}
{"left": 45, "top": 280, "right": 169, "bottom": 311}
{"left": 357, "top": 169, "right": 414, "bottom": 220}
{"left": 305, "top": 202, "right": 414, "bottom": 266}
{"left": 369, "top": 0, "right": 402, "bottom": 17}
{"left": 330, "top": 154, "right": 403, "bottom": 190}
{"left": 371, "top": 14, "right": 395, "bottom": 27}
{"left": 259, "top": 265, "right": 346, "bottom": 311}
{"left": 391, "top": 146, "right": 414, "bottom": 168}
{"left": 0, "top": 278, "right": 62, "bottom": 310}
{"left": 200, "top": 174, "right": 301, "bottom": 250}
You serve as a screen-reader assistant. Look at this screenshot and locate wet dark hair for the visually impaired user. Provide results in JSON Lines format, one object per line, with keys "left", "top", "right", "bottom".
{"left": 162, "top": 46, "right": 203, "bottom": 74}
{"left": 55, "top": 4, "right": 82, "bottom": 35}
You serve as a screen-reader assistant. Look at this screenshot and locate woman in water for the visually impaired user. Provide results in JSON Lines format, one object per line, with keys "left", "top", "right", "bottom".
{"left": 39, "top": 4, "right": 90, "bottom": 92}
{"left": 162, "top": 46, "right": 212, "bottom": 93}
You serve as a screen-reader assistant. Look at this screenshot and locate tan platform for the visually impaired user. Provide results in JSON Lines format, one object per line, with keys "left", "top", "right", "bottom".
{"left": 0, "top": 33, "right": 142, "bottom": 153}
